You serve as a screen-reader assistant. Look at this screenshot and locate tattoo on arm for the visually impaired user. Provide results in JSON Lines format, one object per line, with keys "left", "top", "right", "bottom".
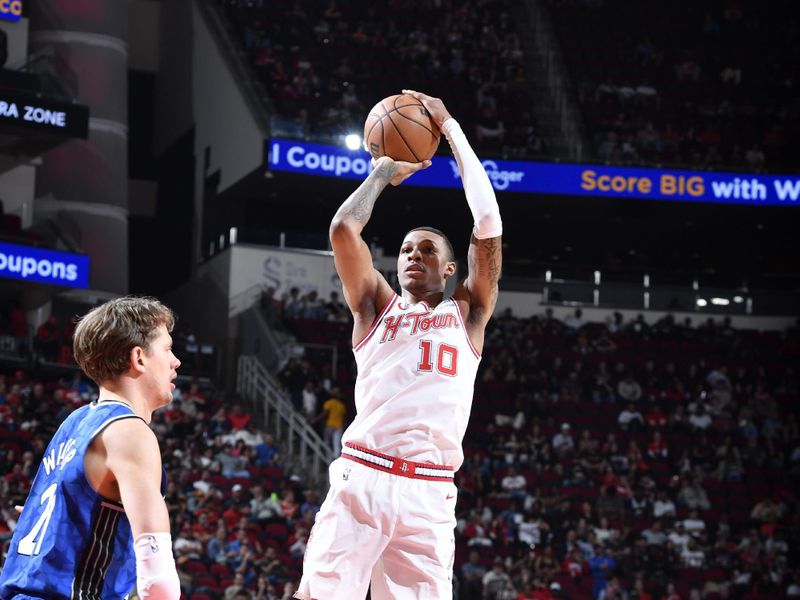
{"left": 334, "top": 162, "right": 396, "bottom": 226}
{"left": 467, "top": 234, "right": 501, "bottom": 306}
{"left": 479, "top": 236, "right": 502, "bottom": 285}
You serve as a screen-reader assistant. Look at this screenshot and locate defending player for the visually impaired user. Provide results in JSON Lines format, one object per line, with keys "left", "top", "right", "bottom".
{"left": 295, "top": 90, "right": 502, "bottom": 599}
{"left": 0, "top": 297, "right": 181, "bottom": 599}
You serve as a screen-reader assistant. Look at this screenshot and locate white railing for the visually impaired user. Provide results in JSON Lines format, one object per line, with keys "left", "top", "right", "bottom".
{"left": 237, "top": 355, "right": 331, "bottom": 486}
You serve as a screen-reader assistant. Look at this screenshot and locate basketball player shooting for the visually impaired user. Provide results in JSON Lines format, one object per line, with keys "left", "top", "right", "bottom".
{"left": 295, "top": 90, "right": 502, "bottom": 600}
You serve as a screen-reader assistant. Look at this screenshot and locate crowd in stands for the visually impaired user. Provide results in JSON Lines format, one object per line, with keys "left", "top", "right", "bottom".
{"left": 1, "top": 284, "right": 798, "bottom": 599}
{"left": 267, "top": 286, "right": 800, "bottom": 599}
{"left": 546, "top": 0, "right": 799, "bottom": 170}
{"left": 218, "top": 0, "right": 548, "bottom": 158}
{"left": 217, "top": 0, "right": 800, "bottom": 172}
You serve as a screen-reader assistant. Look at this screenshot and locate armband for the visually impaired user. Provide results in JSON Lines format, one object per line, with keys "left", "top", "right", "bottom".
{"left": 133, "top": 532, "right": 181, "bottom": 599}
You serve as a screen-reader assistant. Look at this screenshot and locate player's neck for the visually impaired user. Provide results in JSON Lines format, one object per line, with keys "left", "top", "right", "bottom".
{"left": 97, "top": 382, "right": 153, "bottom": 423}
{"left": 401, "top": 290, "right": 445, "bottom": 307}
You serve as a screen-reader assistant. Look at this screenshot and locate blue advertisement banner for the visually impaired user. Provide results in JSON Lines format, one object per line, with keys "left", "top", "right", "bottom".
{"left": 0, "top": 242, "right": 89, "bottom": 288}
{"left": 0, "top": 0, "right": 22, "bottom": 22}
{"left": 268, "top": 138, "right": 800, "bottom": 206}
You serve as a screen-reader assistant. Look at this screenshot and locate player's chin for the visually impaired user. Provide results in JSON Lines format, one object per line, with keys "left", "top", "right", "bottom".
{"left": 399, "top": 273, "right": 423, "bottom": 289}
{"left": 400, "top": 270, "right": 426, "bottom": 284}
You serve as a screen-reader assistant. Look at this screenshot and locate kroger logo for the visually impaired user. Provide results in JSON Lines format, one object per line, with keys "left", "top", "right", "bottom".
{"left": 449, "top": 159, "right": 525, "bottom": 191}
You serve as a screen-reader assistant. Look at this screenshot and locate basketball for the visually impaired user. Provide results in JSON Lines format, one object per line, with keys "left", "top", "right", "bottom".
{"left": 363, "top": 94, "right": 441, "bottom": 163}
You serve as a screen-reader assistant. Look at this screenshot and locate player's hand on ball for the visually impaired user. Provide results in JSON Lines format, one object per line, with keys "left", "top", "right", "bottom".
{"left": 402, "top": 89, "right": 452, "bottom": 129}
{"left": 372, "top": 156, "right": 431, "bottom": 187}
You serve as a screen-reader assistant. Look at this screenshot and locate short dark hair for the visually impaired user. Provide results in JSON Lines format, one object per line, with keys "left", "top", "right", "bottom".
{"left": 404, "top": 226, "right": 455, "bottom": 262}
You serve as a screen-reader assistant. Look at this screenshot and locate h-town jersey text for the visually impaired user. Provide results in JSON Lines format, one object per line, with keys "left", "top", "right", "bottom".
{"left": 342, "top": 294, "right": 481, "bottom": 469}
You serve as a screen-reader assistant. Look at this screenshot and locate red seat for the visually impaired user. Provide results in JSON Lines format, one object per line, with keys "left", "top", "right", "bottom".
{"left": 265, "top": 522, "right": 290, "bottom": 540}
{"left": 193, "top": 574, "right": 218, "bottom": 588}
{"left": 210, "top": 562, "right": 231, "bottom": 577}
{"left": 182, "top": 560, "right": 207, "bottom": 575}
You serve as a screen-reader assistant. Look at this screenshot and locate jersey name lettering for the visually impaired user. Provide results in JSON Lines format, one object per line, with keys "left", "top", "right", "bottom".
{"left": 380, "top": 312, "right": 459, "bottom": 343}
{"left": 41, "top": 438, "right": 77, "bottom": 476}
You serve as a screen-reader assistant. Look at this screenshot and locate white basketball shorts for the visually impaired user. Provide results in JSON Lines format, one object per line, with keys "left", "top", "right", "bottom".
{"left": 294, "top": 446, "right": 458, "bottom": 600}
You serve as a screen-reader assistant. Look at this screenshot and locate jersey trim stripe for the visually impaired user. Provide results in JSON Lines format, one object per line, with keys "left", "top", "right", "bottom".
{"left": 451, "top": 298, "right": 481, "bottom": 358}
{"left": 72, "top": 502, "right": 122, "bottom": 599}
{"left": 353, "top": 293, "right": 398, "bottom": 352}
{"left": 90, "top": 399, "right": 133, "bottom": 410}
{"left": 88, "top": 414, "right": 142, "bottom": 442}
{"left": 99, "top": 500, "right": 125, "bottom": 512}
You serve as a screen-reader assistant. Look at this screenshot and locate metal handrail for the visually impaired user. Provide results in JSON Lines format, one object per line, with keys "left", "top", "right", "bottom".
{"left": 237, "top": 355, "right": 331, "bottom": 486}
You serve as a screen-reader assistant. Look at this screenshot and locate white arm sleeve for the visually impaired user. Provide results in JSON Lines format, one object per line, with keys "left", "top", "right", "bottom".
{"left": 442, "top": 118, "right": 503, "bottom": 239}
{"left": 134, "top": 532, "right": 181, "bottom": 599}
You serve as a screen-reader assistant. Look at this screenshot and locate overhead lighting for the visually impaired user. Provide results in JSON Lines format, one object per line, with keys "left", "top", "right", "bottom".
{"left": 711, "top": 297, "right": 730, "bottom": 306}
{"left": 696, "top": 298, "right": 708, "bottom": 307}
{"left": 344, "top": 134, "right": 362, "bottom": 150}
{"left": 733, "top": 296, "right": 744, "bottom": 303}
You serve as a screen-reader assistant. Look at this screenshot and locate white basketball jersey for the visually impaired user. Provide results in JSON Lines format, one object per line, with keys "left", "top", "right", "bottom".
{"left": 341, "top": 293, "right": 481, "bottom": 470}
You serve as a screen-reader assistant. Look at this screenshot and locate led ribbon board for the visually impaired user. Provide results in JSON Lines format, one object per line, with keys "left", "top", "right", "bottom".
{"left": 0, "top": 0, "right": 23, "bottom": 22}
{"left": 268, "top": 138, "right": 800, "bottom": 206}
{"left": 0, "top": 242, "right": 90, "bottom": 288}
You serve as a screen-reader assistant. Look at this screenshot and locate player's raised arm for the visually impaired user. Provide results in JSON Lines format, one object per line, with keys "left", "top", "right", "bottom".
{"left": 329, "top": 156, "right": 430, "bottom": 330}
{"left": 403, "top": 90, "right": 503, "bottom": 326}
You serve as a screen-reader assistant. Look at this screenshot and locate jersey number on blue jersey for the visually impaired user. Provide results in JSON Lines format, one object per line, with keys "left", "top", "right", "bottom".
{"left": 17, "top": 482, "right": 58, "bottom": 556}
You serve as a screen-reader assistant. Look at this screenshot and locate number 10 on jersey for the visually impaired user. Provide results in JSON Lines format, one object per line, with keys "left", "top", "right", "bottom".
{"left": 417, "top": 340, "right": 459, "bottom": 376}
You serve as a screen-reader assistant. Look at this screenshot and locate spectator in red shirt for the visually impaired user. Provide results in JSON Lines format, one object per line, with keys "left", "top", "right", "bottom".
{"left": 280, "top": 488, "right": 299, "bottom": 521}
{"left": 526, "top": 578, "right": 554, "bottom": 599}
{"left": 8, "top": 304, "right": 27, "bottom": 338}
{"left": 34, "top": 315, "right": 60, "bottom": 361}
{"left": 562, "top": 546, "right": 588, "bottom": 578}
{"left": 227, "top": 403, "right": 252, "bottom": 431}
{"left": 646, "top": 404, "right": 669, "bottom": 429}
{"left": 647, "top": 431, "right": 669, "bottom": 460}
{"left": 631, "top": 577, "right": 653, "bottom": 600}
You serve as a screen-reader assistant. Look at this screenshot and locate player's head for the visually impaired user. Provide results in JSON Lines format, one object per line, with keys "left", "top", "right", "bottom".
{"left": 398, "top": 227, "right": 456, "bottom": 293}
{"left": 73, "top": 296, "right": 178, "bottom": 393}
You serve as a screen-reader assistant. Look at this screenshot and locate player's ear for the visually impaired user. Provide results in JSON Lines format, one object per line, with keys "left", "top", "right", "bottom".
{"left": 130, "top": 346, "right": 146, "bottom": 374}
{"left": 444, "top": 260, "right": 456, "bottom": 279}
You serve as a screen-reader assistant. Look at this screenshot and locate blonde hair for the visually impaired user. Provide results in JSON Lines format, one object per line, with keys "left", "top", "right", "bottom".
{"left": 72, "top": 296, "right": 175, "bottom": 384}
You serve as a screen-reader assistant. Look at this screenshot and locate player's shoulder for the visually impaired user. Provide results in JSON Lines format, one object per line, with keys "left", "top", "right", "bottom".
{"left": 100, "top": 414, "right": 158, "bottom": 451}
{"left": 102, "top": 413, "right": 150, "bottom": 432}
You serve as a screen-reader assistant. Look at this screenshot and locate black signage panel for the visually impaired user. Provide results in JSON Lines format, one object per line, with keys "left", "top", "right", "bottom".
{"left": 0, "top": 90, "right": 89, "bottom": 139}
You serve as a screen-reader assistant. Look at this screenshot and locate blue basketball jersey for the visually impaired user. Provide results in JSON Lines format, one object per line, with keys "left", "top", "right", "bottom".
{"left": 0, "top": 400, "right": 166, "bottom": 600}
